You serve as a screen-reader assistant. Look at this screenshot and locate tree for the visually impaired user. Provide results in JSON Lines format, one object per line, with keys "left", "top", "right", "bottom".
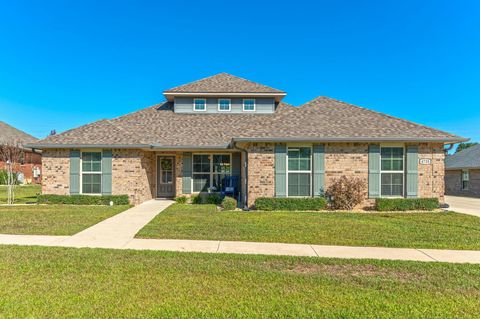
{"left": 0, "top": 139, "right": 24, "bottom": 204}
{"left": 455, "top": 142, "right": 478, "bottom": 153}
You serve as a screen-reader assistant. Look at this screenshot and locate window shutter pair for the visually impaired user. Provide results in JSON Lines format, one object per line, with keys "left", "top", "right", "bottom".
{"left": 69, "top": 150, "right": 112, "bottom": 195}
{"left": 274, "top": 144, "right": 325, "bottom": 197}
{"left": 368, "top": 145, "right": 418, "bottom": 198}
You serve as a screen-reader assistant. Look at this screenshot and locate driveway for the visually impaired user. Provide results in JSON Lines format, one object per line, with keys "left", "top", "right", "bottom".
{"left": 445, "top": 196, "right": 480, "bottom": 217}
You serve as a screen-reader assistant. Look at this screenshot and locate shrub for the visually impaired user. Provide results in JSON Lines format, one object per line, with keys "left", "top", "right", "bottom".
{"left": 191, "top": 195, "right": 202, "bottom": 204}
{"left": 175, "top": 196, "right": 188, "bottom": 204}
{"left": 206, "top": 193, "right": 222, "bottom": 205}
{"left": 254, "top": 197, "right": 327, "bottom": 211}
{"left": 375, "top": 198, "right": 440, "bottom": 211}
{"left": 37, "top": 194, "right": 130, "bottom": 205}
{"left": 325, "top": 176, "right": 367, "bottom": 210}
{"left": 221, "top": 196, "right": 237, "bottom": 211}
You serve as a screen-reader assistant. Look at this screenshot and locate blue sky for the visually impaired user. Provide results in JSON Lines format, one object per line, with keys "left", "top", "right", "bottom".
{"left": 1, "top": 0, "right": 479, "bottom": 145}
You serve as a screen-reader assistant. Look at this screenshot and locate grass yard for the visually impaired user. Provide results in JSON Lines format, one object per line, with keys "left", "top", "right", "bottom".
{"left": 0, "top": 184, "right": 41, "bottom": 204}
{"left": 0, "top": 205, "right": 130, "bottom": 235}
{"left": 0, "top": 245, "right": 478, "bottom": 318}
{"left": 137, "top": 204, "right": 480, "bottom": 250}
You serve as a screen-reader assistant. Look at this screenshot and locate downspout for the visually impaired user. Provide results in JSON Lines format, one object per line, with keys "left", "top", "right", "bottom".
{"left": 232, "top": 141, "right": 249, "bottom": 210}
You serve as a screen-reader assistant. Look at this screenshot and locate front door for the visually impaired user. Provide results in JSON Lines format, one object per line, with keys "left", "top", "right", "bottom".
{"left": 157, "top": 156, "right": 175, "bottom": 198}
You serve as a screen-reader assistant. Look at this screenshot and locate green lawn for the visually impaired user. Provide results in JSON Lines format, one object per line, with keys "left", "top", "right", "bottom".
{"left": 0, "top": 245, "right": 478, "bottom": 318}
{"left": 0, "top": 205, "right": 130, "bottom": 235}
{"left": 136, "top": 204, "right": 480, "bottom": 250}
{"left": 0, "top": 184, "right": 41, "bottom": 204}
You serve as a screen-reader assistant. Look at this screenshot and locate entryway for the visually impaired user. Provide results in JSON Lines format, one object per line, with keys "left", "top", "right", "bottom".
{"left": 157, "top": 156, "right": 175, "bottom": 198}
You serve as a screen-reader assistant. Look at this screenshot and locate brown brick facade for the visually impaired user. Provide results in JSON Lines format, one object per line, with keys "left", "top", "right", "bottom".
{"left": 42, "top": 149, "right": 70, "bottom": 195}
{"left": 417, "top": 143, "right": 445, "bottom": 202}
{"left": 445, "top": 169, "right": 480, "bottom": 198}
{"left": 246, "top": 143, "right": 275, "bottom": 207}
{"left": 41, "top": 143, "right": 446, "bottom": 206}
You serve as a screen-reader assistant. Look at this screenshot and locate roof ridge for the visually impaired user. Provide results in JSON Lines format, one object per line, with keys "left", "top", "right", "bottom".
{"left": 163, "top": 73, "right": 285, "bottom": 93}
{"left": 164, "top": 73, "right": 226, "bottom": 92}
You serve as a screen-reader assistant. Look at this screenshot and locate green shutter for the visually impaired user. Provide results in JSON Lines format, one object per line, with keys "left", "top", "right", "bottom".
{"left": 102, "top": 150, "right": 113, "bottom": 195}
{"left": 182, "top": 152, "right": 192, "bottom": 194}
{"left": 313, "top": 144, "right": 325, "bottom": 196}
{"left": 275, "top": 144, "right": 287, "bottom": 197}
{"left": 406, "top": 145, "right": 418, "bottom": 198}
{"left": 70, "top": 150, "right": 80, "bottom": 195}
{"left": 232, "top": 152, "right": 241, "bottom": 191}
{"left": 368, "top": 144, "right": 380, "bottom": 198}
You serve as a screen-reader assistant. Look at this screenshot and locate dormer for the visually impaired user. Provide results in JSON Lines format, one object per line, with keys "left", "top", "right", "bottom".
{"left": 163, "top": 73, "right": 286, "bottom": 114}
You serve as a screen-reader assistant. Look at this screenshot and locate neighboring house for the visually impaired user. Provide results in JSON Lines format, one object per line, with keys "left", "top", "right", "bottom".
{"left": 27, "top": 73, "right": 466, "bottom": 206}
{"left": 0, "top": 121, "right": 42, "bottom": 184}
{"left": 445, "top": 144, "right": 480, "bottom": 197}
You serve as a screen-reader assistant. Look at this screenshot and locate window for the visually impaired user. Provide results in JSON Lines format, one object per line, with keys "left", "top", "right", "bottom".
{"left": 81, "top": 152, "right": 102, "bottom": 194}
{"left": 462, "top": 170, "right": 469, "bottom": 190}
{"left": 243, "top": 99, "right": 255, "bottom": 111}
{"left": 380, "top": 147, "right": 404, "bottom": 197}
{"left": 287, "top": 147, "right": 311, "bottom": 196}
{"left": 193, "top": 99, "right": 206, "bottom": 111}
{"left": 192, "top": 154, "right": 231, "bottom": 192}
{"left": 218, "top": 99, "right": 231, "bottom": 111}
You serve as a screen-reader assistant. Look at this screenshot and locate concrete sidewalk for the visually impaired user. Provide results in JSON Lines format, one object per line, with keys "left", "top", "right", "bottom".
{"left": 1, "top": 234, "right": 479, "bottom": 264}
{"left": 60, "top": 199, "right": 174, "bottom": 248}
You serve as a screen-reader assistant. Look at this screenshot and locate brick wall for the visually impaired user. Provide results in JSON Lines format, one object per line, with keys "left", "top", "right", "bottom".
{"left": 112, "top": 149, "right": 156, "bottom": 205}
{"left": 41, "top": 149, "right": 70, "bottom": 195}
{"left": 40, "top": 143, "right": 446, "bottom": 206}
{"left": 243, "top": 142, "right": 445, "bottom": 207}
{"left": 445, "top": 169, "right": 480, "bottom": 197}
{"left": 418, "top": 143, "right": 445, "bottom": 202}
{"left": 246, "top": 143, "right": 275, "bottom": 207}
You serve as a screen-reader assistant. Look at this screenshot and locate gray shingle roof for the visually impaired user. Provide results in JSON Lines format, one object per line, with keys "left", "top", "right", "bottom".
{"left": 0, "top": 121, "right": 38, "bottom": 147}
{"left": 164, "top": 73, "right": 285, "bottom": 94}
{"left": 445, "top": 144, "right": 480, "bottom": 169}
{"left": 29, "top": 96, "right": 465, "bottom": 149}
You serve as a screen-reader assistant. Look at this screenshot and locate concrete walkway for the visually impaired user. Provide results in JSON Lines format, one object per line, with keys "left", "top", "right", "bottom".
{"left": 60, "top": 199, "right": 174, "bottom": 248}
{"left": 0, "top": 234, "right": 479, "bottom": 264}
{"left": 445, "top": 195, "right": 480, "bottom": 217}
{"left": 0, "top": 199, "right": 480, "bottom": 264}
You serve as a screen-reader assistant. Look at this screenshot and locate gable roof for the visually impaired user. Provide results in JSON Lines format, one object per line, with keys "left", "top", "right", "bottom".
{"left": 164, "top": 73, "right": 285, "bottom": 94}
{"left": 0, "top": 121, "right": 38, "bottom": 147}
{"left": 445, "top": 144, "right": 480, "bottom": 170}
{"left": 29, "top": 96, "right": 466, "bottom": 149}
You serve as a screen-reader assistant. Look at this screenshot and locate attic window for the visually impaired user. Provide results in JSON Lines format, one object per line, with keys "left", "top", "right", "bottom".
{"left": 193, "top": 99, "right": 206, "bottom": 112}
{"left": 243, "top": 99, "right": 255, "bottom": 111}
{"left": 218, "top": 99, "right": 231, "bottom": 111}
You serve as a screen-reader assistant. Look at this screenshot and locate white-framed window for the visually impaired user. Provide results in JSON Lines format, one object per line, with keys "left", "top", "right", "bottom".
{"left": 380, "top": 147, "right": 404, "bottom": 197}
{"left": 243, "top": 99, "right": 255, "bottom": 111}
{"left": 192, "top": 154, "right": 231, "bottom": 192}
{"left": 193, "top": 98, "right": 206, "bottom": 112}
{"left": 287, "top": 146, "right": 312, "bottom": 197}
{"left": 218, "top": 99, "right": 231, "bottom": 112}
{"left": 81, "top": 151, "right": 102, "bottom": 194}
{"left": 462, "top": 170, "right": 469, "bottom": 190}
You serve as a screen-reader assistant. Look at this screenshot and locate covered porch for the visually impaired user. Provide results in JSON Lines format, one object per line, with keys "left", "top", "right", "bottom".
{"left": 143, "top": 150, "right": 244, "bottom": 204}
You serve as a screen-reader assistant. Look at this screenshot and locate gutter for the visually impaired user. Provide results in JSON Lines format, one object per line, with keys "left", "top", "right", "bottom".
{"left": 231, "top": 137, "right": 469, "bottom": 143}
{"left": 24, "top": 143, "right": 151, "bottom": 149}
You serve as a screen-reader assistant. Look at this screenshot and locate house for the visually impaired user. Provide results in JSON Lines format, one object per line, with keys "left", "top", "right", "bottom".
{"left": 445, "top": 144, "right": 480, "bottom": 197}
{"left": 0, "top": 121, "right": 42, "bottom": 184}
{"left": 27, "top": 73, "right": 466, "bottom": 206}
